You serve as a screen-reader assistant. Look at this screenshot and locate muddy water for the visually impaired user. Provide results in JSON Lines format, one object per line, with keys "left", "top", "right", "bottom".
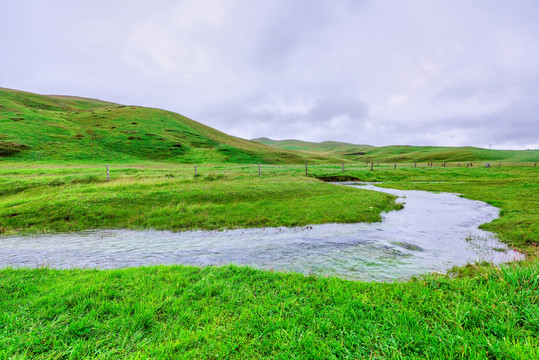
{"left": 0, "top": 183, "right": 523, "bottom": 281}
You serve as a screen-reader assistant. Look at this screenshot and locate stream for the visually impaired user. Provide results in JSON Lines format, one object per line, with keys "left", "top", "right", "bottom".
{"left": 0, "top": 183, "right": 523, "bottom": 281}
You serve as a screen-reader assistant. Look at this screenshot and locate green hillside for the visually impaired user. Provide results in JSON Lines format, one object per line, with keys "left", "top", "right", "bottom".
{"left": 3, "top": 88, "right": 536, "bottom": 164}
{"left": 0, "top": 88, "right": 327, "bottom": 164}
{"left": 253, "top": 138, "right": 539, "bottom": 163}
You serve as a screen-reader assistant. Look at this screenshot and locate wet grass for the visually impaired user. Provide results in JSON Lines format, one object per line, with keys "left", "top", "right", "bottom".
{"left": 0, "top": 163, "right": 537, "bottom": 358}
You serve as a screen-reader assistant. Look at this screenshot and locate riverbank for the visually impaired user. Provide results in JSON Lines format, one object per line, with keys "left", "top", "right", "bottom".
{"left": 0, "top": 185, "right": 522, "bottom": 281}
{"left": 0, "top": 163, "right": 537, "bottom": 358}
{"left": 315, "top": 165, "right": 538, "bottom": 258}
{"left": 0, "top": 163, "right": 399, "bottom": 235}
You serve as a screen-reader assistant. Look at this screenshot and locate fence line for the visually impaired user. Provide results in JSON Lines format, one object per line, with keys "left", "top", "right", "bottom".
{"left": 98, "top": 161, "right": 538, "bottom": 180}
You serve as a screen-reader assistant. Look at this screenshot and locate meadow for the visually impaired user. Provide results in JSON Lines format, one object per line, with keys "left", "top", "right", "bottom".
{"left": 0, "top": 162, "right": 537, "bottom": 359}
{"left": 0, "top": 163, "right": 401, "bottom": 235}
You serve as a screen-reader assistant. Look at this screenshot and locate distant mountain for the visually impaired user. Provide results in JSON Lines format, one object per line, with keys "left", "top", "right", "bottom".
{"left": 252, "top": 138, "right": 539, "bottom": 163}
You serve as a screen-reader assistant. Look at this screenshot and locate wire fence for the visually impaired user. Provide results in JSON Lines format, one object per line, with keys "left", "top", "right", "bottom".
{"left": 0, "top": 161, "right": 536, "bottom": 183}
{"left": 101, "top": 161, "right": 538, "bottom": 180}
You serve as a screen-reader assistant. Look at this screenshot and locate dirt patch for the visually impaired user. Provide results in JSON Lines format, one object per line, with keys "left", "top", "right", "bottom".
{"left": 0, "top": 141, "right": 30, "bottom": 157}
{"left": 316, "top": 175, "right": 361, "bottom": 182}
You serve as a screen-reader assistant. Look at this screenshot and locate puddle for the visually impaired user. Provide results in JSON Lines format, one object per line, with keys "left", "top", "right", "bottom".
{"left": 0, "top": 183, "right": 524, "bottom": 281}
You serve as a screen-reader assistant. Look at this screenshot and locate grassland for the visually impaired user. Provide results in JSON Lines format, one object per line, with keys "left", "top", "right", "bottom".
{"left": 0, "top": 163, "right": 537, "bottom": 358}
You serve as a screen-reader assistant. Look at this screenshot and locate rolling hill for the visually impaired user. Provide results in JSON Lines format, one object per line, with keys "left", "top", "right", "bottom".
{"left": 0, "top": 88, "right": 328, "bottom": 164}
{"left": 2, "top": 87, "right": 537, "bottom": 164}
{"left": 253, "top": 138, "right": 539, "bottom": 163}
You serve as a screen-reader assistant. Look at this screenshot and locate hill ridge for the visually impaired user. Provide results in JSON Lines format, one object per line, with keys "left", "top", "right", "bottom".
{"left": 252, "top": 137, "right": 539, "bottom": 163}
{"left": 0, "top": 88, "right": 327, "bottom": 164}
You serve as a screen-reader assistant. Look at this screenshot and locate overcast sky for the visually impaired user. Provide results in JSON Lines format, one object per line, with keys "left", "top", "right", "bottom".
{"left": 2, "top": 0, "right": 538, "bottom": 149}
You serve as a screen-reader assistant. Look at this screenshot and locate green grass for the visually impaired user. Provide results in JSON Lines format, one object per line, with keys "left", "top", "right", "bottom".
{"left": 0, "top": 163, "right": 399, "bottom": 235}
{"left": 1, "top": 262, "right": 537, "bottom": 359}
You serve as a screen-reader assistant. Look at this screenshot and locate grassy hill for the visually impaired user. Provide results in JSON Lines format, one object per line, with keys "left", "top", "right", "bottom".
{"left": 3, "top": 87, "right": 536, "bottom": 164}
{"left": 0, "top": 88, "right": 329, "bottom": 164}
{"left": 253, "top": 138, "right": 539, "bottom": 163}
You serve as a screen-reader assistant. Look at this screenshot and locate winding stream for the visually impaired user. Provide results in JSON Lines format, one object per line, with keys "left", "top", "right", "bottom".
{"left": 0, "top": 183, "right": 523, "bottom": 281}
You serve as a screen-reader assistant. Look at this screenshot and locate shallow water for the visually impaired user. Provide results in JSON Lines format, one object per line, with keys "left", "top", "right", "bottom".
{"left": 0, "top": 183, "right": 523, "bottom": 281}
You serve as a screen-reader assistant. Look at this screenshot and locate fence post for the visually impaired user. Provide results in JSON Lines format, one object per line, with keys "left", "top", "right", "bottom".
{"left": 444, "top": 161, "right": 446, "bottom": 168}
{"left": 370, "top": 163, "right": 374, "bottom": 171}
{"left": 534, "top": 162, "right": 537, "bottom": 168}
{"left": 394, "top": 163, "right": 396, "bottom": 169}
{"left": 498, "top": 161, "right": 501, "bottom": 168}
{"left": 414, "top": 162, "right": 416, "bottom": 168}
{"left": 258, "top": 163, "right": 261, "bottom": 177}
{"left": 106, "top": 164, "right": 110, "bottom": 181}
{"left": 458, "top": 163, "right": 460, "bottom": 167}
{"left": 305, "top": 163, "right": 308, "bottom": 176}
{"left": 195, "top": 165, "right": 197, "bottom": 176}
{"left": 342, "top": 163, "right": 344, "bottom": 173}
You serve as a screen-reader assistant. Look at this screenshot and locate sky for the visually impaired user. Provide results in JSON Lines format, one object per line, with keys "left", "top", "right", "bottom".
{"left": 1, "top": 0, "right": 538, "bottom": 149}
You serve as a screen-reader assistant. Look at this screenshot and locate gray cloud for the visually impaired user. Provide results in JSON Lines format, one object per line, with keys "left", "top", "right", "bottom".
{"left": 1, "top": 0, "right": 538, "bottom": 149}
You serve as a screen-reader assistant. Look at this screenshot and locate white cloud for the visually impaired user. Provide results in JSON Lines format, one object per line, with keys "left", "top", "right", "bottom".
{"left": 1, "top": 0, "right": 538, "bottom": 149}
